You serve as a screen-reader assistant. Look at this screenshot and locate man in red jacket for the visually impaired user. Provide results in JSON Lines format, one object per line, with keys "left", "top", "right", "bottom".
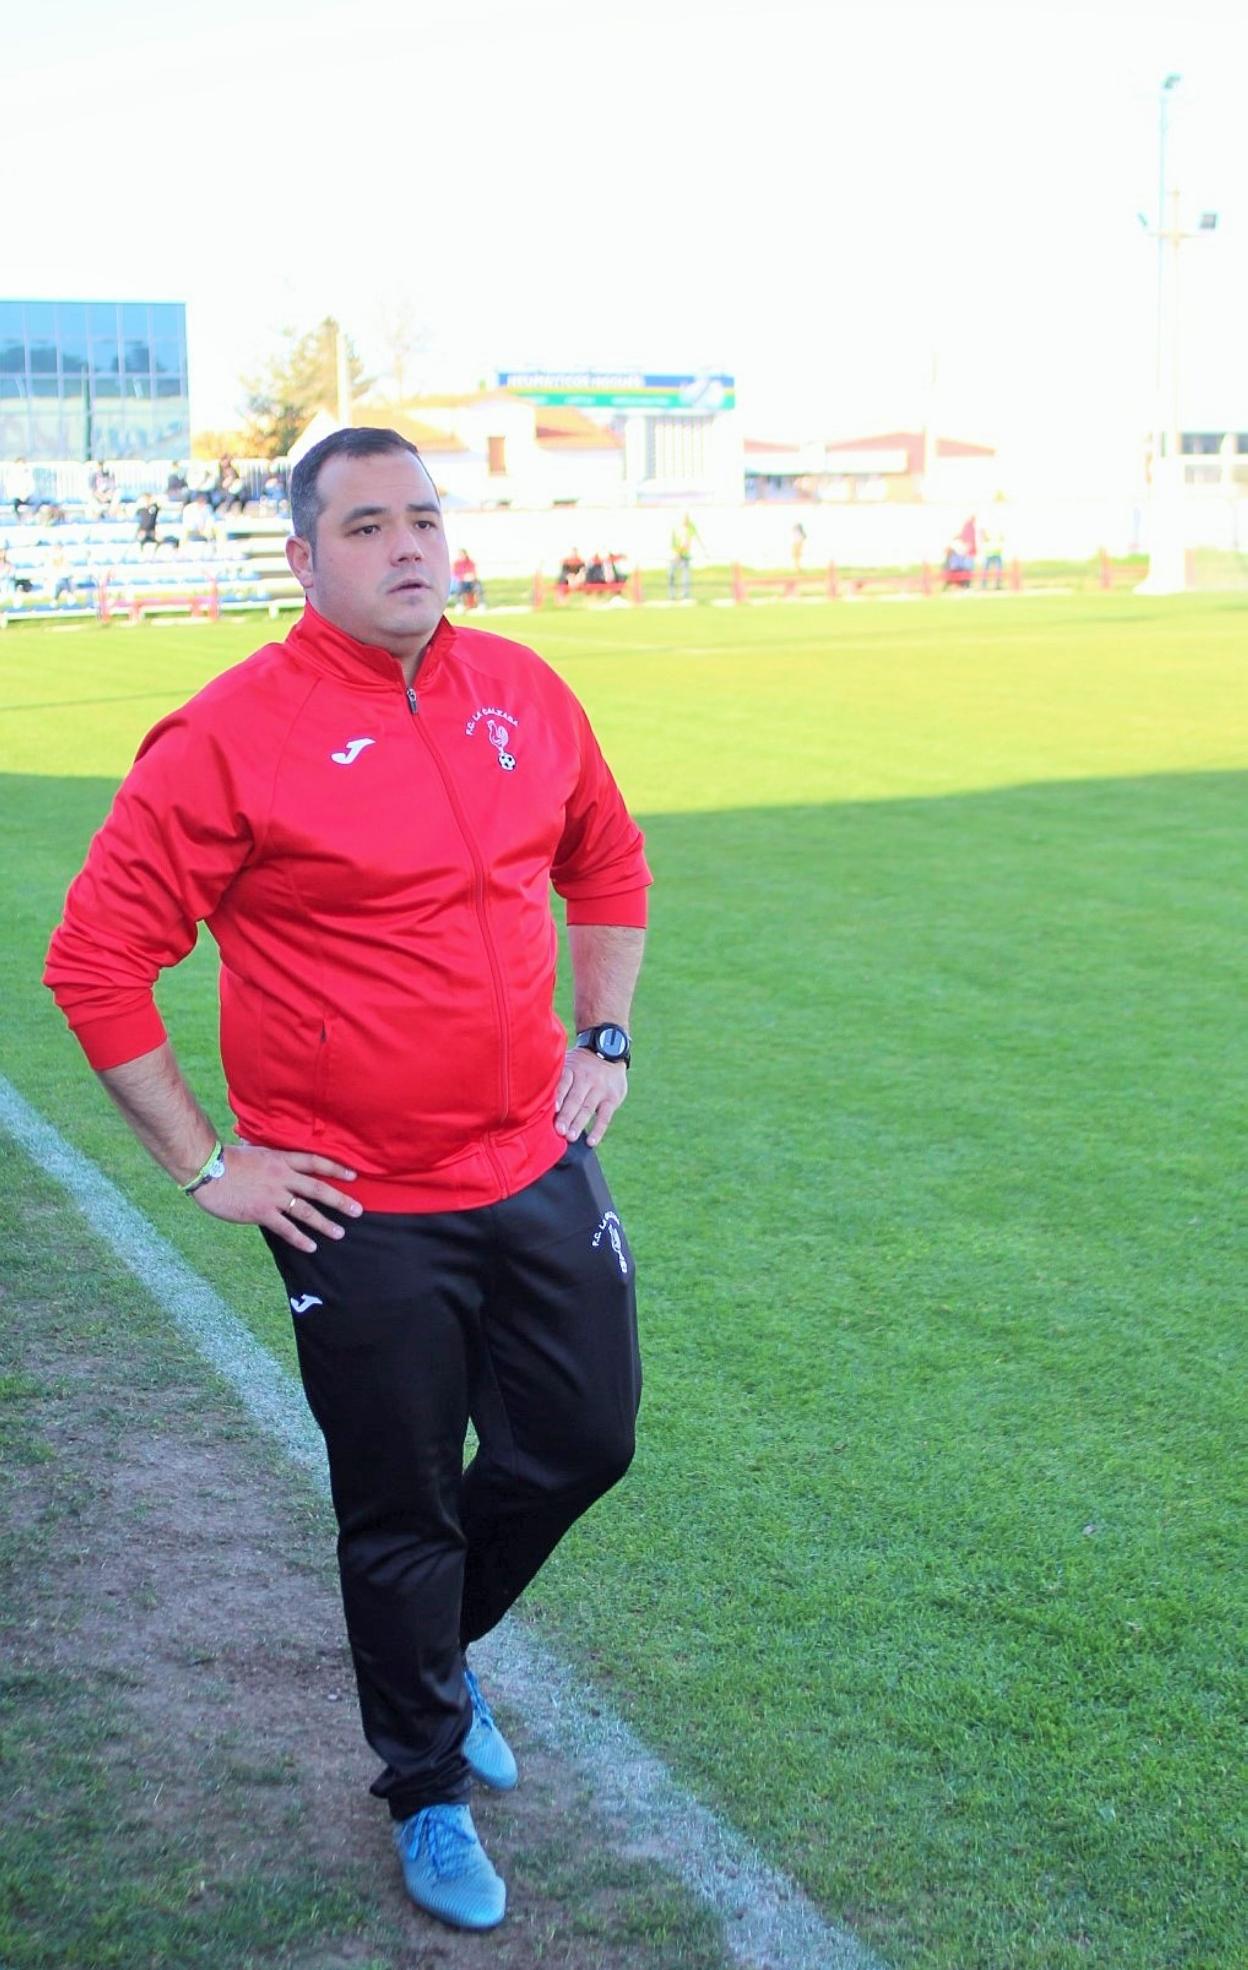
{"left": 45, "top": 427, "right": 651, "bottom": 1934}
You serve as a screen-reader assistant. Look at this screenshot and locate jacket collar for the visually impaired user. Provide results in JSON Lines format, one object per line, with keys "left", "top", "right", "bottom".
{"left": 285, "top": 603, "right": 455, "bottom": 692}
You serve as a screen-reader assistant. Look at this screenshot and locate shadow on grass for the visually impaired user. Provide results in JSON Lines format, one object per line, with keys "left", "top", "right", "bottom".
{"left": 2, "top": 767, "right": 1245, "bottom": 1970}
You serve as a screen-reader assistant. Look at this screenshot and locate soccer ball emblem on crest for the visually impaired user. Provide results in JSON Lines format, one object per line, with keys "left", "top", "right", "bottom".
{"left": 486, "top": 719, "right": 518, "bottom": 772}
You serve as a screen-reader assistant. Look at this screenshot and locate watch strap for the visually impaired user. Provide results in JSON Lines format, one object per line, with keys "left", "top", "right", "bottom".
{"left": 180, "top": 1139, "right": 226, "bottom": 1194}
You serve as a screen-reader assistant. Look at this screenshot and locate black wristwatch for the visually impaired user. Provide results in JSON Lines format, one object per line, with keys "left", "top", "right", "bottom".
{"left": 575, "top": 1023, "right": 632, "bottom": 1069}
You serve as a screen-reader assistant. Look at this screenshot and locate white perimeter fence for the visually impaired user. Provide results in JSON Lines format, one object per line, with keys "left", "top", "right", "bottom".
{"left": 2, "top": 458, "right": 1245, "bottom": 577}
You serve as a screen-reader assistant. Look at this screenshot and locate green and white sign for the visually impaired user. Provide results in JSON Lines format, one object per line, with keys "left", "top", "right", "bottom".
{"left": 498, "top": 371, "right": 735, "bottom": 413}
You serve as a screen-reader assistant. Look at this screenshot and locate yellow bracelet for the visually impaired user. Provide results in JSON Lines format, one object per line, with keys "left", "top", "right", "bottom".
{"left": 179, "top": 1139, "right": 225, "bottom": 1194}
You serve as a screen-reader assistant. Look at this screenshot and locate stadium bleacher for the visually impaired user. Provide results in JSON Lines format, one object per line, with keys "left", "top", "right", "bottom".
{"left": 0, "top": 512, "right": 303, "bottom": 623}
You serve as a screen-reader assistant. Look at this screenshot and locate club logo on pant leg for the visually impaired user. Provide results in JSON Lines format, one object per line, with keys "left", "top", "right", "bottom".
{"left": 289, "top": 1293, "right": 323, "bottom": 1315}
{"left": 591, "top": 1210, "right": 629, "bottom": 1278}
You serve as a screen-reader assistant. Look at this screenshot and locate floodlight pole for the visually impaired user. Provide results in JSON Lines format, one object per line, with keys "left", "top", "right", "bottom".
{"left": 1137, "top": 74, "right": 1216, "bottom": 595}
{"left": 1153, "top": 74, "right": 1180, "bottom": 480}
{"left": 1167, "top": 187, "right": 1184, "bottom": 473}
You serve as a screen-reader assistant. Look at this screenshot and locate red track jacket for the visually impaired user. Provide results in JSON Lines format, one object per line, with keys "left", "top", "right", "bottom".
{"left": 45, "top": 606, "right": 651, "bottom": 1210}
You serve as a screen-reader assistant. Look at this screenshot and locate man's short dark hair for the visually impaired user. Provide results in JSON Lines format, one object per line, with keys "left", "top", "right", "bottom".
{"left": 290, "top": 427, "right": 427, "bottom": 550}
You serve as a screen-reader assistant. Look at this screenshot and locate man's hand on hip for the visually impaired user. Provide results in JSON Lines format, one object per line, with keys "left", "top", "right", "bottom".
{"left": 193, "top": 1144, "right": 363, "bottom": 1253}
{"left": 555, "top": 1049, "right": 628, "bottom": 1149}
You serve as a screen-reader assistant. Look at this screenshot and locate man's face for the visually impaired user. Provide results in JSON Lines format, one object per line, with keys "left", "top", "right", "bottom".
{"left": 286, "top": 449, "right": 451, "bottom": 656}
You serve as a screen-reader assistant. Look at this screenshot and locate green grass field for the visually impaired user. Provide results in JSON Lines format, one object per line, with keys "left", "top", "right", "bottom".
{"left": 2, "top": 593, "right": 1245, "bottom": 1969}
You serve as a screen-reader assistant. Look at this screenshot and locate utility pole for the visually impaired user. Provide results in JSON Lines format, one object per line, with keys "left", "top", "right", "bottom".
{"left": 335, "top": 321, "right": 352, "bottom": 427}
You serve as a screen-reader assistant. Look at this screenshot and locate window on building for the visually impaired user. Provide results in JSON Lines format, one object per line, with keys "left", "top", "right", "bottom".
{"left": 647, "top": 416, "right": 710, "bottom": 483}
{"left": 487, "top": 435, "right": 506, "bottom": 475}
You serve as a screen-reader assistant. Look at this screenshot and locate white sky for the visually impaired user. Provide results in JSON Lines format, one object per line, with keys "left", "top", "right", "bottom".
{"left": 9, "top": 0, "right": 1246, "bottom": 488}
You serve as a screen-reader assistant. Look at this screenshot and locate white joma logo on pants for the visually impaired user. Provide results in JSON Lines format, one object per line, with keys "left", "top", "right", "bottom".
{"left": 290, "top": 1294, "right": 323, "bottom": 1315}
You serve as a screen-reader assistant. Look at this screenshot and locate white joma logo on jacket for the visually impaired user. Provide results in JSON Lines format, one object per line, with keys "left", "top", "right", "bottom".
{"left": 331, "top": 738, "right": 375, "bottom": 766}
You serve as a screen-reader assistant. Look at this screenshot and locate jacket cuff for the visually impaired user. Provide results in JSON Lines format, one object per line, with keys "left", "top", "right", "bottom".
{"left": 70, "top": 1002, "right": 169, "bottom": 1071}
{"left": 565, "top": 889, "right": 649, "bottom": 929}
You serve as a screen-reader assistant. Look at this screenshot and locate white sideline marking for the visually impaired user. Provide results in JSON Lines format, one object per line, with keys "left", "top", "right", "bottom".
{"left": 0, "top": 1073, "right": 884, "bottom": 1970}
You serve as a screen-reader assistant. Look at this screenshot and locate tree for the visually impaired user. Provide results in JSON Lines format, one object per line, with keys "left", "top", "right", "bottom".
{"left": 374, "top": 294, "right": 432, "bottom": 403}
{"left": 191, "top": 426, "right": 250, "bottom": 462}
{"left": 239, "top": 318, "right": 372, "bottom": 458}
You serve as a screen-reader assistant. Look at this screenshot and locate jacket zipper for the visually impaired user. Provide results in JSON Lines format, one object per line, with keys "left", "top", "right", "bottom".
{"left": 402, "top": 678, "right": 512, "bottom": 1177}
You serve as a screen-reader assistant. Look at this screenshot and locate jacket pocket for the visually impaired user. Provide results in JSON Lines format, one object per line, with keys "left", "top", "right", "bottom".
{"left": 220, "top": 969, "right": 268, "bottom": 1115}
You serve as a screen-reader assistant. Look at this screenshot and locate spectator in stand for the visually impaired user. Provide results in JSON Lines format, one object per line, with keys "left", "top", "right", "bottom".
{"left": 585, "top": 552, "right": 609, "bottom": 589}
{"left": 261, "top": 467, "right": 288, "bottom": 515}
{"left": 46, "top": 545, "right": 76, "bottom": 607}
{"left": 449, "top": 548, "right": 484, "bottom": 609}
{"left": 943, "top": 536, "right": 974, "bottom": 589}
{"left": 10, "top": 459, "right": 36, "bottom": 521}
{"left": 557, "top": 548, "right": 586, "bottom": 592}
{"left": 166, "top": 463, "right": 190, "bottom": 503}
{"left": 0, "top": 546, "right": 35, "bottom": 594}
{"left": 87, "top": 460, "right": 119, "bottom": 518}
{"left": 212, "top": 456, "right": 245, "bottom": 513}
{"left": 180, "top": 496, "right": 215, "bottom": 549}
{"left": 136, "top": 499, "right": 163, "bottom": 551}
{"left": 188, "top": 459, "right": 217, "bottom": 502}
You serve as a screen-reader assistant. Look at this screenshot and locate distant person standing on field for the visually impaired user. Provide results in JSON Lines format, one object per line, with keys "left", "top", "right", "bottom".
{"left": 981, "top": 516, "right": 1006, "bottom": 589}
{"left": 667, "top": 512, "right": 702, "bottom": 600}
{"left": 449, "top": 546, "right": 483, "bottom": 608}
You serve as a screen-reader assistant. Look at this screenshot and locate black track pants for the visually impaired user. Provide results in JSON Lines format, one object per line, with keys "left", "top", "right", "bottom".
{"left": 263, "top": 1138, "right": 641, "bottom": 1819}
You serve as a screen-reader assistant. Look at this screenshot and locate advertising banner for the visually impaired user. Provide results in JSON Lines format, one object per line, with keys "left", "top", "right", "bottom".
{"left": 498, "top": 371, "right": 735, "bottom": 413}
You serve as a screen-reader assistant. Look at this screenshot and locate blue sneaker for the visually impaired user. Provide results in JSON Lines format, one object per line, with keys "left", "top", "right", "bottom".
{"left": 462, "top": 1662, "right": 519, "bottom": 1791}
{"left": 393, "top": 1802, "right": 506, "bottom": 1930}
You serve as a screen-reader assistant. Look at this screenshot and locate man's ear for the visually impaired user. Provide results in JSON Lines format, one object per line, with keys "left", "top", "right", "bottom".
{"left": 286, "top": 534, "right": 313, "bottom": 592}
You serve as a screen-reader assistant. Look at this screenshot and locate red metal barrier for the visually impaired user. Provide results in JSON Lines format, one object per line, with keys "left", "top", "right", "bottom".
{"left": 731, "top": 563, "right": 841, "bottom": 603}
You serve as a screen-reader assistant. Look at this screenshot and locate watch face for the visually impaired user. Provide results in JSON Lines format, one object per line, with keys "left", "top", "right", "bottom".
{"left": 598, "top": 1025, "right": 629, "bottom": 1059}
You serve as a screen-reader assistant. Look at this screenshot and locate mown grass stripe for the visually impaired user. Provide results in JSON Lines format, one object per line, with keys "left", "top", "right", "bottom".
{"left": 0, "top": 1070, "right": 883, "bottom": 1970}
